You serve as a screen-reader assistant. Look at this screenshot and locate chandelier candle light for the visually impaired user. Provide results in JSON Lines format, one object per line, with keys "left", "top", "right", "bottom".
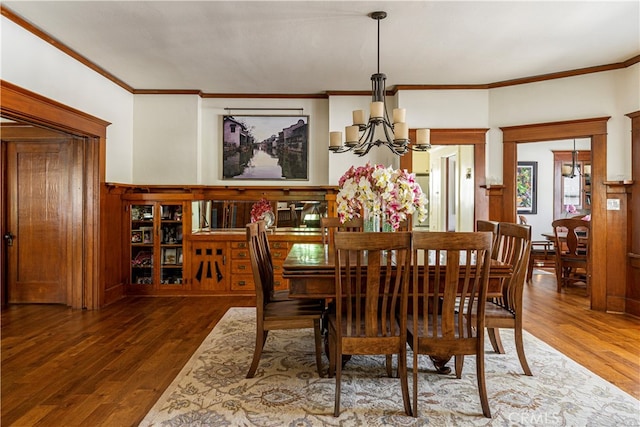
{"left": 329, "top": 11, "right": 431, "bottom": 156}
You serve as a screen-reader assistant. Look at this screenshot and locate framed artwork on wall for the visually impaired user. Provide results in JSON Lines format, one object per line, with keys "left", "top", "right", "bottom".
{"left": 516, "top": 161, "right": 537, "bottom": 214}
{"left": 222, "top": 115, "right": 309, "bottom": 180}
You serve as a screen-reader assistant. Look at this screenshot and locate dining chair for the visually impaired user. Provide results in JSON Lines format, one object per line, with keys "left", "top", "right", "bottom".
{"left": 245, "top": 221, "right": 325, "bottom": 378}
{"left": 327, "top": 231, "right": 412, "bottom": 417}
{"left": 481, "top": 222, "right": 533, "bottom": 376}
{"left": 476, "top": 219, "right": 499, "bottom": 256}
{"left": 551, "top": 218, "right": 591, "bottom": 295}
{"left": 518, "top": 215, "right": 555, "bottom": 282}
{"left": 320, "top": 216, "right": 363, "bottom": 246}
{"left": 408, "top": 231, "right": 492, "bottom": 418}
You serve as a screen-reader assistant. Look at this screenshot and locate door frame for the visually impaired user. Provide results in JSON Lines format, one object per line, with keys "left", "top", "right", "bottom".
{"left": 402, "top": 128, "right": 490, "bottom": 223}
{"left": 500, "top": 117, "right": 609, "bottom": 311}
{"left": 1, "top": 80, "right": 110, "bottom": 309}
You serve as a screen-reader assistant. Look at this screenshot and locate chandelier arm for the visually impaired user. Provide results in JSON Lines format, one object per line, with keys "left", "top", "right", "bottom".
{"left": 328, "top": 10, "right": 431, "bottom": 157}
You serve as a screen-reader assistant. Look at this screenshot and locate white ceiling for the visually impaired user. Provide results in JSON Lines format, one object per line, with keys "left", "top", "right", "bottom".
{"left": 4, "top": 1, "right": 639, "bottom": 94}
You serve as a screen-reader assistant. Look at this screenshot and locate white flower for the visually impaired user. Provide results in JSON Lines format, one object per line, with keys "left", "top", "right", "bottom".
{"left": 336, "top": 162, "right": 428, "bottom": 230}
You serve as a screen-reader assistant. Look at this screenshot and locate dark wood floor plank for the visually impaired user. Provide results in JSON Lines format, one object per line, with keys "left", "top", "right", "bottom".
{"left": 2, "top": 279, "right": 638, "bottom": 426}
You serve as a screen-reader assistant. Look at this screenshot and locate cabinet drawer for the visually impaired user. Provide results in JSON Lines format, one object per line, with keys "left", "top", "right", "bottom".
{"left": 231, "top": 241, "right": 248, "bottom": 249}
{"left": 231, "top": 248, "right": 250, "bottom": 259}
{"left": 231, "top": 275, "right": 255, "bottom": 291}
{"left": 274, "top": 275, "right": 288, "bottom": 291}
{"left": 270, "top": 241, "right": 288, "bottom": 250}
{"left": 231, "top": 259, "right": 251, "bottom": 274}
{"left": 270, "top": 248, "right": 288, "bottom": 260}
{"left": 272, "top": 263, "right": 284, "bottom": 275}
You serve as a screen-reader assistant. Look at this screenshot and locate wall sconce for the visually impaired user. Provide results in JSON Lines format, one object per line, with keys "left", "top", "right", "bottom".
{"left": 465, "top": 168, "right": 472, "bottom": 179}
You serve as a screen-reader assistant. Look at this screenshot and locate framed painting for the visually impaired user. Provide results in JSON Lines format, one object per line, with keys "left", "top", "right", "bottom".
{"left": 516, "top": 161, "right": 537, "bottom": 214}
{"left": 222, "top": 115, "right": 309, "bottom": 180}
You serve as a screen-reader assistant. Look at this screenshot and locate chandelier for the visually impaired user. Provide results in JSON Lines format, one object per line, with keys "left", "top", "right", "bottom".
{"left": 328, "top": 11, "right": 431, "bottom": 156}
{"left": 561, "top": 139, "right": 581, "bottom": 178}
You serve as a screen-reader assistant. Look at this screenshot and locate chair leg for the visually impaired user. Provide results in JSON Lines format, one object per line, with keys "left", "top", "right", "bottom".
{"left": 555, "top": 260, "right": 563, "bottom": 292}
{"left": 476, "top": 344, "right": 491, "bottom": 418}
{"left": 246, "top": 329, "right": 269, "bottom": 378}
{"left": 514, "top": 326, "right": 532, "bottom": 376}
{"left": 333, "top": 345, "right": 342, "bottom": 417}
{"left": 398, "top": 347, "right": 412, "bottom": 416}
{"left": 454, "top": 355, "right": 463, "bottom": 379}
{"left": 412, "top": 351, "right": 419, "bottom": 418}
{"left": 328, "top": 327, "right": 336, "bottom": 378}
{"left": 313, "top": 319, "right": 324, "bottom": 377}
{"left": 487, "top": 328, "right": 505, "bottom": 354}
{"left": 385, "top": 354, "right": 393, "bottom": 377}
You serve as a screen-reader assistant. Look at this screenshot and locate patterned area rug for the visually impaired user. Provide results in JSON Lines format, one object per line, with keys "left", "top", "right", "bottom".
{"left": 141, "top": 308, "right": 639, "bottom": 426}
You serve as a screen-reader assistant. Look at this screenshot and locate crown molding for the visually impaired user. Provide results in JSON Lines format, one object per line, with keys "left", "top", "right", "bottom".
{"left": 3, "top": 5, "right": 638, "bottom": 98}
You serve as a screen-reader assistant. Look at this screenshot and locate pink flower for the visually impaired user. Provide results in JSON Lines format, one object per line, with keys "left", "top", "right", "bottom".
{"left": 565, "top": 204, "right": 577, "bottom": 214}
{"left": 250, "top": 198, "right": 273, "bottom": 223}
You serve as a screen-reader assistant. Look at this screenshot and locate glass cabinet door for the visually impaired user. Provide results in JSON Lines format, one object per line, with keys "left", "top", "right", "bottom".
{"left": 159, "top": 204, "right": 184, "bottom": 286}
{"left": 130, "top": 204, "right": 155, "bottom": 285}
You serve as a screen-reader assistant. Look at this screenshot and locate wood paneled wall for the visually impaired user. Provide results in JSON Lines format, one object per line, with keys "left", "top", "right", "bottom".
{"left": 626, "top": 111, "right": 640, "bottom": 317}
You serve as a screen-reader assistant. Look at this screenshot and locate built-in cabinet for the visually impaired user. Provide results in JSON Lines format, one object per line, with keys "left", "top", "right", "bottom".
{"left": 118, "top": 186, "right": 335, "bottom": 296}
{"left": 126, "top": 198, "right": 189, "bottom": 292}
{"left": 189, "top": 231, "right": 320, "bottom": 295}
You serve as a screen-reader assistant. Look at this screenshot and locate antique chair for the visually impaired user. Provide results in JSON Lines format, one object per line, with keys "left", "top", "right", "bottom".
{"left": 408, "top": 231, "right": 492, "bottom": 418}
{"left": 320, "top": 216, "right": 363, "bottom": 246}
{"left": 327, "top": 231, "right": 412, "bottom": 417}
{"left": 245, "top": 221, "right": 325, "bottom": 378}
{"left": 481, "top": 222, "right": 533, "bottom": 376}
{"left": 518, "top": 215, "right": 555, "bottom": 282}
{"left": 551, "top": 218, "right": 591, "bottom": 295}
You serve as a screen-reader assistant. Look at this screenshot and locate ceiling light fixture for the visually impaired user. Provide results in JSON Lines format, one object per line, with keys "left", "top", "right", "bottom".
{"left": 561, "top": 139, "right": 581, "bottom": 178}
{"left": 328, "top": 11, "right": 431, "bottom": 156}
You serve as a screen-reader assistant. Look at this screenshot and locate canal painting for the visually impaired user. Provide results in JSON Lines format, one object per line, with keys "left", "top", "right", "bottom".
{"left": 222, "top": 115, "right": 309, "bottom": 180}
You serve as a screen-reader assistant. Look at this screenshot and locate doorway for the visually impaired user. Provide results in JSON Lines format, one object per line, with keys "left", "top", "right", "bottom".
{"left": 401, "top": 128, "right": 489, "bottom": 229}
{"left": 3, "top": 129, "right": 83, "bottom": 304}
{"left": 1, "top": 81, "right": 108, "bottom": 309}
{"left": 501, "top": 117, "right": 609, "bottom": 311}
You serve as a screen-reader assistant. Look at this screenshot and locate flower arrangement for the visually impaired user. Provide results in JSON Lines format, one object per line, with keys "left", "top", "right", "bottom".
{"left": 565, "top": 204, "right": 577, "bottom": 216}
{"left": 250, "top": 198, "right": 273, "bottom": 223}
{"left": 336, "top": 162, "right": 428, "bottom": 231}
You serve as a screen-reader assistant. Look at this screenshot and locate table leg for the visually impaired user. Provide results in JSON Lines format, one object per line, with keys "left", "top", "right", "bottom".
{"left": 429, "top": 356, "right": 452, "bottom": 374}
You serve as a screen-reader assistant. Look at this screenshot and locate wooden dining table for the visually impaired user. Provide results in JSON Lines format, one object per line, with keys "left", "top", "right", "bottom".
{"left": 283, "top": 242, "right": 514, "bottom": 374}
{"left": 283, "top": 242, "right": 513, "bottom": 299}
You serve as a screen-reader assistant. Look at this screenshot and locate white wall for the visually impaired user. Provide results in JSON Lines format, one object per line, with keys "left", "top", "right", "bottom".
{"left": 0, "top": 16, "right": 135, "bottom": 183}
{"left": 488, "top": 64, "right": 639, "bottom": 181}
{"left": 3, "top": 14, "right": 637, "bottom": 186}
{"left": 133, "top": 95, "right": 200, "bottom": 184}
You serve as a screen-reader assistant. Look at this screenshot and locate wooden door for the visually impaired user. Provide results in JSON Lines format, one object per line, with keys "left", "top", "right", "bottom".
{"left": 6, "top": 140, "right": 70, "bottom": 303}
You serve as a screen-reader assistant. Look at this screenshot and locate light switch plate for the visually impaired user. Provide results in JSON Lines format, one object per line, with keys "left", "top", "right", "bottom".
{"left": 606, "top": 199, "right": 620, "bottom": 210}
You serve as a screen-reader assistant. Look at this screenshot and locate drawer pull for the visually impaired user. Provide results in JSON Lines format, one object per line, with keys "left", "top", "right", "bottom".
{"left": 238, "top": 281, "right": 246, "bottom": 286}
{"left": 238, "top": 242, "right": 247, "bottom": 248}
{"left": 238, "top": 265, "right": 246, "bottom": 270}
{"left": 239, "top": 252, "right": 246, "bottom": 258}
{"left": 273, "top": 252, "right": 282, "bottom": 257}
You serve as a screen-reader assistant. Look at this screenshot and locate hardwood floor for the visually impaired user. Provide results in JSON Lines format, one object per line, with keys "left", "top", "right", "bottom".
{"left": 2, "top": 273, "right": 639, "bottom": 426}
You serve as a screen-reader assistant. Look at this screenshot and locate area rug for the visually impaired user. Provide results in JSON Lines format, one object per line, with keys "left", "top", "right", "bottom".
{"left": 140, "top": 308, "right": 639, "bottom": 426}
